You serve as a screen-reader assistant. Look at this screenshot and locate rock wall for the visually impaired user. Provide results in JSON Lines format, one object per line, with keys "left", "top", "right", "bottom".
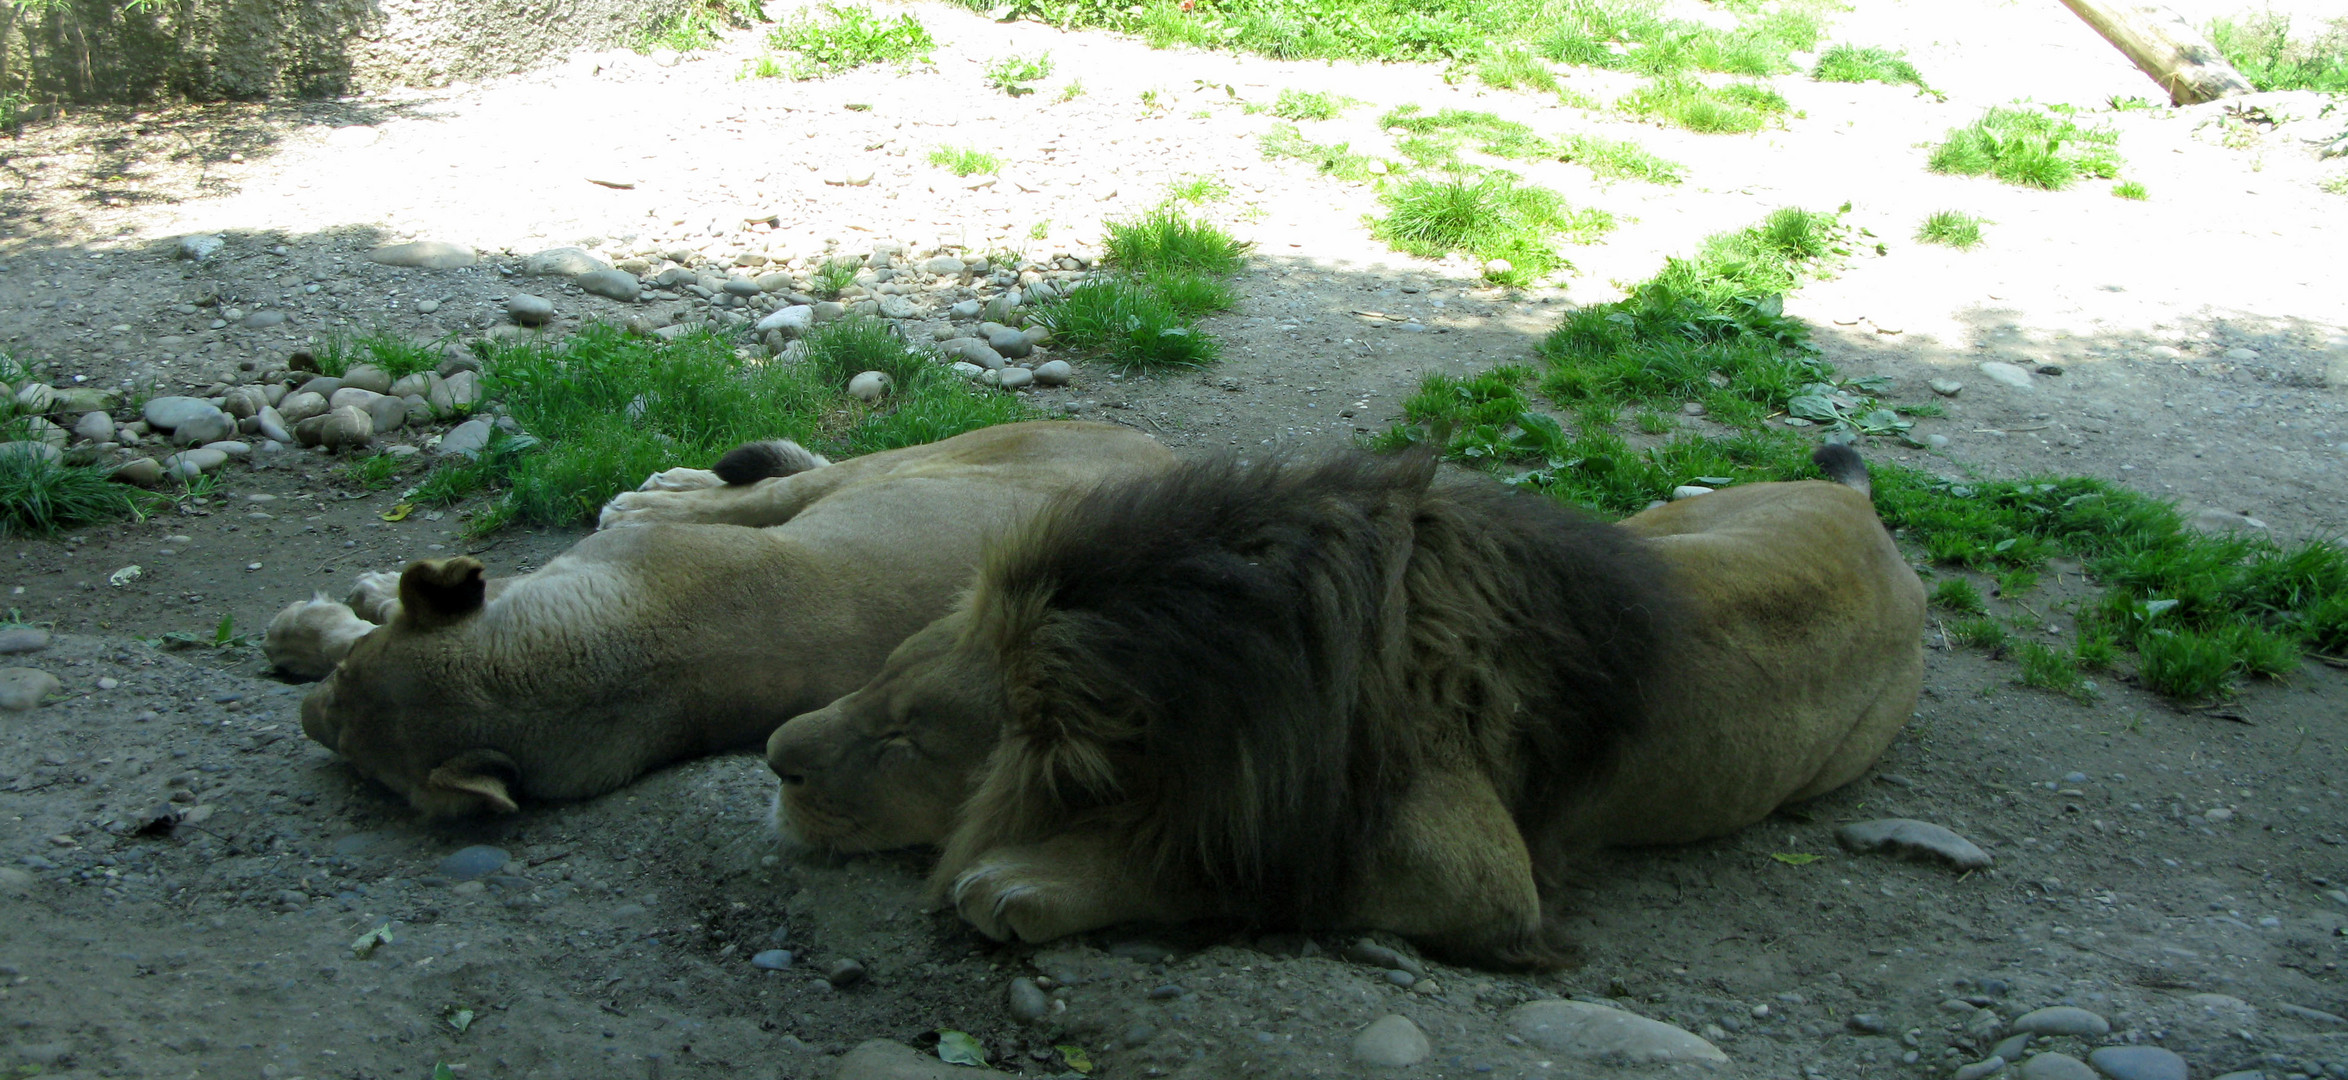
{"left": 0, "top": 0, "right": 694, "bottom": 105}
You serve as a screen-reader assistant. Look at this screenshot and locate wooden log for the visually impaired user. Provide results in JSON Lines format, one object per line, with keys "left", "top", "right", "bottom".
{"left": 2056, "top": 0, "right": 2255, "bottom": 105}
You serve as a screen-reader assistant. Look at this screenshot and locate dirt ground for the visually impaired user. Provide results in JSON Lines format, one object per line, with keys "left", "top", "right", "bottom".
{"left": 2, "top": 0, "right": 2346, "bottom": 1077}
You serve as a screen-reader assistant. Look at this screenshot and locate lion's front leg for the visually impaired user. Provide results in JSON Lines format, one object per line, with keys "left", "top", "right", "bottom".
{"left": 1346, "top": 768, "right": 1560, "bottom": 968}
{"left": 941, "top": 831, "right": 1215, "bottom": 945}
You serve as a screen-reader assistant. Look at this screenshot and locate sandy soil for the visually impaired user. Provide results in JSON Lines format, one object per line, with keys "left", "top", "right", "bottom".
{"left": 1, "top": 1, "right": 2346, "bottom": 1077}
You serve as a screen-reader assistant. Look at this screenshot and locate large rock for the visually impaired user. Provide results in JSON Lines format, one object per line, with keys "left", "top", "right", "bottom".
{"left": 522, "top": 246, "right": 610, "bottom": 277}
{"left": 577, "top": 269, "right": 642, "bottom": 301}
{"left": 437, "top": 418, "right": 494, "bottom": 459}
{"left": 368, "top": 241, "right": 476, "bottom": 269}
{"left": 169, "top": 409, "right": 236, "bottom": 446}
{"left": 1507, "top": 1000, "right": 1728, "bottom": 1066}
{"left": 1837, "top": 818, "right": 1992, "bottom": 870}
{"left": 756, "top": 305, "right": 814, "bottom": 337}
{"left": 142, "top": 395, "right": 220, "bottom": 431}
{"left": 1350, "top": 1015, "right": 1430, "bottom": 1067}
{"left": 0, "top": 668, "right": 60, "bottom": 710}
{"left": 830, "top": 1039, "right": 967, "bottom": 1080}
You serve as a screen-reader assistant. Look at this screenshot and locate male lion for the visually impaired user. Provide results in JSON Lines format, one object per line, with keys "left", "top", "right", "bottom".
{"left": 285, "top": 421, "right": 1171, "bottom": 818}
{"left": 765, "top": 443, "right": 1924, "bottom": 967}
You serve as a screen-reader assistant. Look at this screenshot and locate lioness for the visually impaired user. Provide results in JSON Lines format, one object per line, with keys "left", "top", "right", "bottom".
{"left": 287, "top": 421, "right": 1172, "bottom": 817}
{"left": 765, "top": 444, "right": 1924, "bottom": 966}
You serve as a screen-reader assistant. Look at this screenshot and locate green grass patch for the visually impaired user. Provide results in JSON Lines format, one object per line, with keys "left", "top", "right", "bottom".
{"left": 1551, "top": 132, "right": 1684, "bottom": 183}
{"left": 1381, "top": 105, "right": 1552, "bottom": 165}
{"left": 1478, "top": 48, "right": 1559, "bottom": 92}
{"left": 638, "top": 0, "right": 765, "bottom": 52}
{"left": 1618, "top": 77, "right": 1787, "bottom": 133}
{"left": 1930, "top": 577, "right": 1986, "bottom": 614}
{"left": 1102, "top": 206, "right": 1253, "bottom": 276}
{"left": 1927, "top": 106, "right": 2122, "bottom": 190}
{"left": 2112, "top": 179, "right": 2148, "bottom": 201}
{"left": 1371, "top": 169, "right": 1614, "bottom": 286}
{"left": 985, "top": 53, "right": 1054, "bottom": 96}
{"left": 0, "top": 450, "right": 152, "bottom": 535}
{"left": 763, "top": 4, "right": 933, "bottom": 79}
{"left": 1166, "top": 173, "right": 1233, "bottom": 204}
{"left": 341, "top": 452, "right": 408, "bottom": 492}
{"left": 1916, "top": 210, "right": 1985, "bottom": 250}
{"left": 401, "top": 323, "right": 1028, "bottom": 531}
{"left": 311, "top": 332, "right": 445, "bottom": 379}
{"left": 810, "top": 257, "right": 860, "bottom": 300}
{"left": 928, "top": 146, "right": 1001, "bottom": 176}
{"left": 2016, "top": 641, "right": 2096, "bottom": 701}
{"left": 1259, "top": 123, "right": 1391, "bottom": 182}
{"left": 1811, "top": 44, "right": 1930, "bottom": 91}
{"left": 2207, "top": 14, "right": 2348, "bottom": 92}
{"left": 1265, "top": 88, "right": 1355, "bottom": 120}
{"left": 1535, "top": 0, "right": 1821, "bottom": 77}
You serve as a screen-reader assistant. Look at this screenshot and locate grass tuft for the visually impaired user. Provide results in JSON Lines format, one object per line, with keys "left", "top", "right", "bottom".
{"left": 1268, "top": 88, "right": 1355, "bottom": 120}
{"left": 1811, "top": 44, "right": 1930, "bottom": 91}
{"left": 985, "top": 53, "right": 1054, "bottom": 96}
{"left": 810, "top": 257, "right": 860, "bottom": 300}
{"left": 1618, "top": 77, "right": 1787, "bottom": 133}
{"left": 314, "top": 332, "right": 446, "bottom": 379}
{"left": 1931, "top": 578, "right": 1987, "bottom": 614}
{"left": 1102, "top": 206, "right": 1254, "bottom": 277}
{"left": 1371, "top": 170, "right": 1614, "bottom": 286}
{"left": 799, "top": 316, "right": 937, "bottom": 392}
{"left": 0, "top": 451, "right": 150, "bottom": 535}
{"left": 1927, "top": 106, "right": 2122, "bottom": 191}
{"left": 763, "top": 4, "right": 932, "bottom": 79}
{"left": 2112, "top": 179, "right": 2148, "bottom": 200}
{"left": 1478, "top": 48, "right": 1559, "bottom": 92}
{"left": 1259, "top": 123, "right": 1390, "bottom": 182}
{"left": 2206, "top": 14, "right": 2348, "bottom": 92}
{"left": 1166, "top": 173, "right": 1233, "bottom": 204}
{"left": 1916, "top": 210, "right": 1985, "bottom": 250}
{"left": 928, "top": 146, "right": 1001, "bottom": 176}
{"left": 2016, "top": 641, "right": 2096, "bottom": 701}
{"left": 1551, "top": 132, "right": 1684, "bottom": 183}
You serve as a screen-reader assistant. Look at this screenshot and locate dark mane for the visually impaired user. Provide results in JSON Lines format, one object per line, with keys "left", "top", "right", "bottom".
{"left": 955, "top": 448, "right": 1680, "bottom": 929}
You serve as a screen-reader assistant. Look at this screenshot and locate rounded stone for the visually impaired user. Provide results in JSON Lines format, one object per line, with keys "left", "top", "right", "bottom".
{"left": 0, "top": 627, "right": 50, "bottom": 654}
{"left": 2085, "top": 1046, "right": 2188, "bottom": 1080}
{"left": 997, "top": 367, "right": 1034, "bottom": 390}
{"left": 330, "top": 387, "right": 386, "bottom": 411}
{"left": 847, "top": 371, "right": 891, "bottom": 402}
{"left": 1351, "top": 1014, "right": 1430, "bottom": 1068}
{"left": 367, "top": 241, "right": 476, "bottom": 269}
{"left": 111, "top": 458, "right": 164, "bottom": 487}
{"left": 220, "top": 386, "right": 269, "bottom": 419}
{"left": 170, "top": 410, "right": 235, "bottom": 446}
{"left": 0, "top": 668, "right": 60, "bottom": 710}
{"left": 721, "top": 277, "right": 761, "bottom": 297}
{"left": 320, "top": 406, "right": 375, "bottom": 450}
{"left": 750, "top": 949, "right": 793, "bottom": 971}
{"left": 438, "top": 418, "right": 494, "bottom": 459}
{"left": 1007, "top": 977, "right": 1050, "bottom": 1024}
{"left": 1670, "top": 485, "right": 1713, "bottom": 500}
{"left": 340, "top": 364, "right": 395, "bottom": 395}
{"left": 521, "top": 246, "right": 608, "bottom": 277}
{"left": 2018, "top": 1052, "right": 2097, "bottom": 1080}
{"left": 241, "top": 309, "right": 288, "bottom": 329}
{"left": 142, "top": 395, "right": 219, "bottom": 431}
{"left": 577, "top": 269, "right": 642, "bottom": 302}
{"left": 436, "top": 846, "right": 508, "bottom": 881}
{"left": 1953, "top": 1057, "right": 2006, "bottom": 1080}
{"left": 824, "top": 958, "right": 866, "bottom": 988}
{"left": 1507, "top": 1000, "right": 1727, "bottom": 1065}
{"left": 923, "top": 255, "right": 967, "bottom": 276}
{"left": 755, "top": 305, "right": 813, "bottom": 336}
{"left": 1837, "top": 818, "right": 1993, "bottom": 870}
{"left": 162, "top": 448, "right": 230, "bottom": 476}
{"left": 1032, "top": 359, "right": 1073, "bottom": 386}
{"left": 2010, "top": 1006, "right": 2110, "bottom": 1039}
{"left": 277, "top": 392, "right": 329, "bottom": 425}
{"left": 986, "top": 327, "right": 1033, "bottom": 359}
{"left": 508, "top": 294, "right": 555, "bottom": 326}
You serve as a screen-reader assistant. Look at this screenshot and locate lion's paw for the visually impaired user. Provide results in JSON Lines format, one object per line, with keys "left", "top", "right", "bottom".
{"left": 637, "top": 466, "right": 723, "bottom": 493}
{"left": 948, "top": 860, "right": 1083, "bottom": 944}
{"left": 345, "top": 570, "right": 403, "bottom": 624}
{"left": 596, "top": 488, "right": 697, "bottom": 530}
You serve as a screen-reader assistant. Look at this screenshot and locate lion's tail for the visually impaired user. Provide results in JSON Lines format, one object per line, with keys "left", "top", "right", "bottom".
{"left": 713, "top": 440, "right": 831, "bottom": 485}
{"left": 1811, "top": 442, "right": 1871, "bottom": 498}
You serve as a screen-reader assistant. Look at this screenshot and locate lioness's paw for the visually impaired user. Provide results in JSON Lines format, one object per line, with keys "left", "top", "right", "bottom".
{"left": 596, "top": 489, "right": 697, "bottom": 530}
{"left": 345, "top": 570, "right": 403, "bottom": 624}
{"left": 949, "top": 861, "right": 1081, "bottom": 944}
{"left": 637, "top": 466, "right": 723, "bottom": 493}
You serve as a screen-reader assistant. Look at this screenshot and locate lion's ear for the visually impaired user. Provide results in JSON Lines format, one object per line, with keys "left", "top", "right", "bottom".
{"left": 424, "top": 749, "right": 520, "bottom": 815}
{"left": 398, "top": 557, "right": 487, "bottom": 629}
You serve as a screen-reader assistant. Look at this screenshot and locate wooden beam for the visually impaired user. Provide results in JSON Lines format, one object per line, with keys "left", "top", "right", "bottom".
{"left": 2057, "top": 0, "right": 2255, "bottom": 105}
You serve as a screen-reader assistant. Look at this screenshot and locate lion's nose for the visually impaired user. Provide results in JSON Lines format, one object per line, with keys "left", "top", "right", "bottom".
{"left": 765, "top": 711, "right": 829, "bottom": 786}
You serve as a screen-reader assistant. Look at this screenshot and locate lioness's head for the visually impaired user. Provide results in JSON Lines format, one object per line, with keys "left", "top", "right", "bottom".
{"left": 300, "top": 556, "right": 524, "bottom": 817}
{"left": 766, "top": 608, "right": 1005, "bottom": 851}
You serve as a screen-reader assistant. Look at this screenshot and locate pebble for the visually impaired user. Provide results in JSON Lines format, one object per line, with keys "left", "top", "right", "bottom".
{"left": 416, "top": 299, "right": 440, "bottom": 314}
{"left": 438, "top": 418, "right": 494, "bottom": 458}
{"left": 824, "top": 958, "right": 866, "bottom": 988}
{"left": 878, "top": 294, "right": 920, "bottom": 319}
{"left": 948, "top": 361, "right": 985, "bottom": 380}
{"left": 1482, "top": 258, "right": 1514, "bottom": 277}
{"left": 997, "top": 367, "right": 1034, "bottom": 390}
{"left": 1993, "top": 1033, "right": 2033, "bottom": 1061}
{"left": 436, "top": 846, "right": 508, "bottom": 881}
{"left": 277, "top": 392, "right": 329, "bottom": 424}
{"left": 1345, "top": 939, "right": 1426, "bottom": 977}
{"left": 2146, "top": 344, "right": 2183, "bottom": 360}
{"left": 988, "top": 327, "right": 1033, "bottom": 359}
{"left": 1954, "top": 1057, "right": 2007, "bottom": 1080}
{"left": 982, "top": 294, "right": 1017, "bottom": 322}
{"left": 830, "top": 1039, "right": 968, "bottom": 1080}
{"left": 1836, "top": 818, "right": 1993, "bottom": 870}
{"left": 1846, "top": 1013, "right": 1891, "bottom": 1035}
{"left": 341, "top": 365, "right": 395, "bottom": 394}
{"left": 1033, "top": 359, "right": 1073, "bottom": 386}
{"left": 1506, "top": 1000, "right": 1727, "bottom": 1065}
{"left": 722, "top": 277, "right": 761, "bottom": 297}
{"left": 173, "top": 409, "right": 235, "bottom": 446}
{"left": 175, "top": 234, "right": 225, "bottom": 261}
{"left": 572, "top": 267, "right": 638, "bottom": 300}
{"left": 1670, "top": 485, "right": 1713, "bottom": 500}
{"left": 162, "top": 448, "right": 229, "bottom": 477}
{"left": 0, "top": 668, "right": 60, "bottom": 710}
{"left": 756, "top": 305, "right": 814, "bottom": 336}
{"left": 1351, "top": 1014, "right": 1431, "bottom": 1068}
{"left": 2222, "top": 347, "right": 2259, "bottom": 362}
{"left": 947, "top": 339, "right": 1005, "bottom": 369}
{"left": 241, "top": 309, "right": 288, "bottom": 329}
{"left": 521, "top": 247, "right": 608, "bottom": 277}
{"left": 1007, "top": 977, "right": 1050, "bottom": 1023}
{"left": 320, "top": 406, "right": 375, "bottom": 450}
{"left": 368, "top": 241, "right": 476, "bottom": 269}
{"left": 813, "top": 301, "right": 847, "bottom": 323}
{"left": 73, "top": 410, "right": 116, "bottom": 443}
{"left": 1930, "top": 378, "right": 1964, "bottom": 396}
{"left": 950, "top": 299, "right": 983, "bottom": 319}
{"left": 1383, "top": 969, "right": 1416, "bottom": 988}
{"left": 2011, "top": 1006, "right": 2110, "bottom": 1038}
{"left": 847, "top": 371, "right": 891, "bottom": 401}
{"left": 508, "top": 294, "right": 555, "bottom": 326}
{"left": 923, "top": 256, "right": 966, "bottom": 276}
{"left": 0, "top": 628, "right": 49, "bottom": 654}
{"left": 143, "top": 395, "right": 219, "bottom": 431}
{"left": 111, "top": 458, "right": 164, "bottom": 487}
{"left": 1978, "top": 361, "right": 2036, "bottom": 390}
{"left": 2086, "top": 1046, "right": 2188, "bottom": 1080}
{"left": 750, "top": 949, "right": 793, "bottom": 971}
{"left": 2018, "top": 1052, "right": 2097, "bottom": 1080}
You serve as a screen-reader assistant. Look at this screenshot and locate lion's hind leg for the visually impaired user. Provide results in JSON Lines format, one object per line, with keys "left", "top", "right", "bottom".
{"left": 1347, "top": 768, "right": 1569, "bottom": 969}
{"left": 938, "top": 830, "right": 1218, "bottom": 945}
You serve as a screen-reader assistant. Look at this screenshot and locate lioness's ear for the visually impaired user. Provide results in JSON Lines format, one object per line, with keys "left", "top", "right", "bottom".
{"left": 398, "top": 557, "right": 487, "bottom": 629}
{"left": 424, "top": 749, "right": 521, "bottom": 815}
